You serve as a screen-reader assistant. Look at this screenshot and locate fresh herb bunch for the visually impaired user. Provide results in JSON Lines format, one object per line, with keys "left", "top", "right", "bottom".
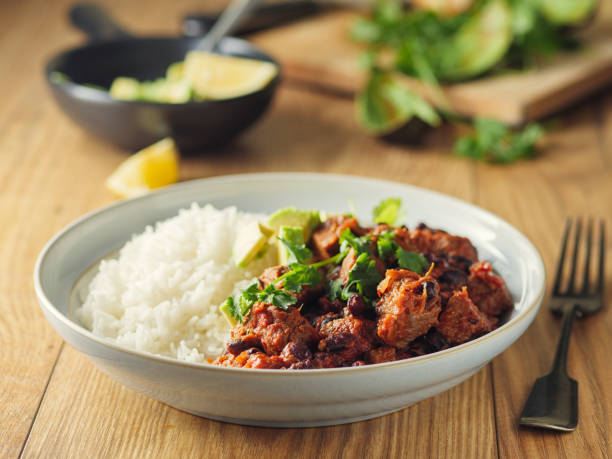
{"left": 354, "top": 0, "right": 590, "bottom": 84}
{"left": 353, "top": 0, "right": 594, "bottom": 162}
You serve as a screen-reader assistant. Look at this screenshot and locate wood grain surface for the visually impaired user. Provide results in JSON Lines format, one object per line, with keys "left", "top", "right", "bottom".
{"left": 0, "top": 0, "right": 611, "bottom": 458}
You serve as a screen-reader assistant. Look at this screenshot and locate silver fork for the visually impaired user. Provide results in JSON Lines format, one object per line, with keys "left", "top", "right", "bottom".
{"left": 519, "top": 217, "right": 606, "bottom": 431}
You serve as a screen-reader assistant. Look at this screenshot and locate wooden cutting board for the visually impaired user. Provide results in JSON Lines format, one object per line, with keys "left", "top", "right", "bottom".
{"left": 251, "top": 2, "right": 612, "bottom": 125}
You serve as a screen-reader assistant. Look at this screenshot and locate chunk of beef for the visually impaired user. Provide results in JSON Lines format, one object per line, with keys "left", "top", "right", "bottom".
{"left": 338, "top": 248, "right": 357, "bottom": 284}
{"left": 395, "top": 225, "right": 478, "bottom": 262}
{"left": 467, "top": 261, "right": 513, "bottom": 316}
{"left": 366, "top": 346, "right": 399, "bottom": 364}
{"left": 375, "top": 269, "right": 442, "bottom": 348}
{"left": 311, "top": 215, "right": 363, "bottom": 259}
{"left": 258, "top": 265, "right": 290, "bottom": 288}
{"left": 243, "top": 303, "right": 319, "bottom": 355}
{"left": 437, "top": 287, "right": 494, "bottom": 344}
{"left": 311, "top": 352, "right": 345, "bottom": 369}
{"left": 213, "top": 349, "right": 285, "bottom": 369}
{"left": 317, "top": 316, "right": 376, "bottom": 363}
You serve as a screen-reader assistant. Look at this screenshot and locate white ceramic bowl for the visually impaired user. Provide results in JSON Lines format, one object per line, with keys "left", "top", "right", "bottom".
{"left": 34, "top": 173, "right": 546, "bottom": 427}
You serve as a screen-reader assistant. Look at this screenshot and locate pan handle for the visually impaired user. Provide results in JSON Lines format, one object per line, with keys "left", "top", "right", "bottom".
{"left": 69, "top": 3, "right": 133, "bottom": 42}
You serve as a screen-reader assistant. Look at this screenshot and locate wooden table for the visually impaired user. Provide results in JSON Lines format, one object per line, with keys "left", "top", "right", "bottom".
{"left": 1, "top": 1, "right": 611, "bottom": 457}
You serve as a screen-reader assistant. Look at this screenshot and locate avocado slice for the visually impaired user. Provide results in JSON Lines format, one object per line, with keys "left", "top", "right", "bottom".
{"left": 267, "top": 207, "right": 321, "bottom": 241}
{"left": 164, "top": 80, "right": 192, "bottom": 104}
{"left": 109, "top": 77, "right": 140, "bottom": 101}
{"left": 139, "top": 79, "right": 168, "bottom": 102}
{"left": 440, "top": 0, "right": 513, "bottom": 81}
{"left": 232, "top": 221, "right": 274, "bottom": 268}
{"left": 166, "top": 62, "right": 185, "bottom": 82}
{"left": 277, "top": 226, "right": 306, "bottom": 265}
{"left": 220, "top": 297, "right": 238, "bottom": 326}
{"left": 538, "top": 0, "right": 597, "bottom": 25}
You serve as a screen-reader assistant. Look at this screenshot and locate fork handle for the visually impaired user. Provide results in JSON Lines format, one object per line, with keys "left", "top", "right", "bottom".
{"left": 550, "top": 303, "right": 577, "bottom": 376}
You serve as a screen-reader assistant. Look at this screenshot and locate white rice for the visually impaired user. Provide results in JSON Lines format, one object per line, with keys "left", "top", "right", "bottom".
{"left": 76, "top": 203, "right": 276, "bottom": 363}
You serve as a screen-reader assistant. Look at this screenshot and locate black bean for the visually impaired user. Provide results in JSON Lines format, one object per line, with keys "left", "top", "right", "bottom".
{"left": 425, "top": 331, "right": 447, "bottom": 352}
{"left": 324, "top": 332, "right": 352, "bottom": 352}
{"left": 423, "top": 281, "right": 438, "bottom": 300}
{"left": 285, "top": 342, "right": 312, "bottom": 361}
{"left": 227, "top": 340, "right": 250, "bottom": 355}
{"left": 450, "top": 255, "right": 473, "bottom": 272}
{"left": 289, "top": 359, "right": 313, "bottom": 370}
{"left": 438, "top": 270, "right": 468, "bottom": 289}
{"left": 347, "top": 294, "right": 367, "bottom": 317}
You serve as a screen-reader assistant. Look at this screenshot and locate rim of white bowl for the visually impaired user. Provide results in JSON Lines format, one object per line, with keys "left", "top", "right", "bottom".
{"left": 34, "top": 172, "right": 546, "bottom": 375}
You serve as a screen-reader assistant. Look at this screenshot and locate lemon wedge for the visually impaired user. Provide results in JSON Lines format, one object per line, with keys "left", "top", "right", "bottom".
{"left": 106, "top": 137, "right": 179, "bottom": 198}
{"left": 183, "top": 51, "right": 277, "bottom": 100}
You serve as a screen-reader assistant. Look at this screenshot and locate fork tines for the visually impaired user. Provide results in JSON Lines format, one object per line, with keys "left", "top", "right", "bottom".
{"left": 550, "top": 217, "right": 605, "bottom": 315}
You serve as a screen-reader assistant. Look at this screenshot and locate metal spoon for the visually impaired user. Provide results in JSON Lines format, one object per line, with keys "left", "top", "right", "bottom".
{"left": 197, "top": 0, "right": 262, "bottom": 52}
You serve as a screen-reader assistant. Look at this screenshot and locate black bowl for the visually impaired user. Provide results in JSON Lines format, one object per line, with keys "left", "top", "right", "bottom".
{"left": 45, "top": 5, "right": 280, "bottom": 152}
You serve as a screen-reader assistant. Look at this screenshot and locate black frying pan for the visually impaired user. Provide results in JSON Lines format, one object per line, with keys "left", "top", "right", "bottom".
{"left": 45, "top": 4, "right": 281, "bottom": 152}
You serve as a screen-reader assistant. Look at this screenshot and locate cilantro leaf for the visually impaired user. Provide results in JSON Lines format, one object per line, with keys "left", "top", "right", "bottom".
{"left": 376, "top": 231, "right": 398, "bottom": 260}
{"left": 278, "top": 233, "right": 312, "bottom": 265}
{"left": 258, "top": 284, "right": 296, "bottom": 310}
{"left": 396, "top": 249, "right": 429, "bottom": 274}
{"left": 343, "top": 252, "right": 383, "bottom": 301}
{"left": 339, "top": 228, "right": 373, "bottom": 256}
{"left": 222, "top": 281, "right": 260, "bottom": 323}
{"left": 222, "top": 278, "right": 300, "bottom": 324}
{"left": 373, "top": 198, "right": 403, "bottom": 225}
{"left": 281, "top": 264, "right": 323, "bottom": 293}
{"left": 454, "top": 117, "right": 544, "bottom": 163}
{"left": 327, "top": 278, "right": 344, "bottom": 302}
